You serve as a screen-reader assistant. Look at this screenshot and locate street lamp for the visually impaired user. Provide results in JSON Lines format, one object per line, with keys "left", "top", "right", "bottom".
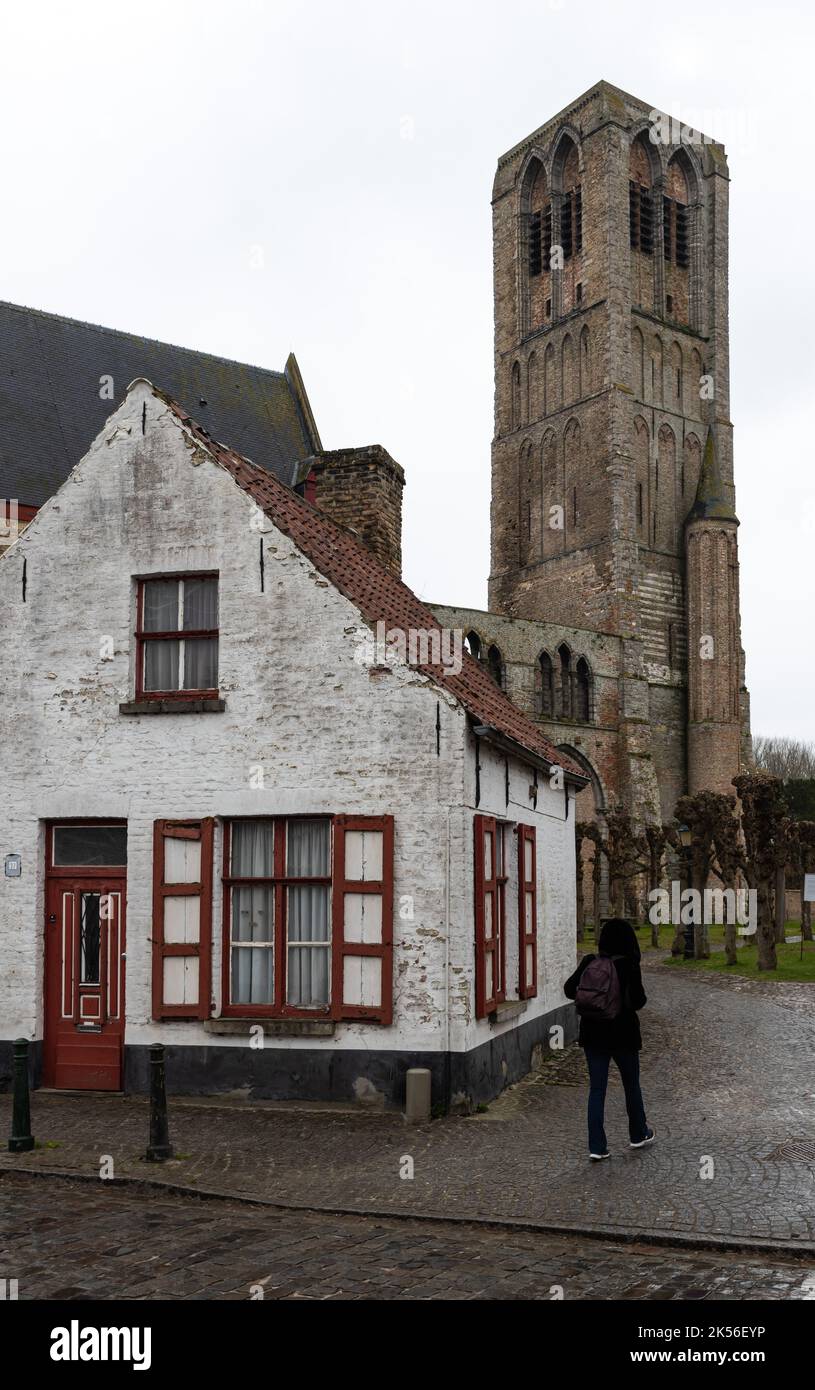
{"left": 678, "top": 823, "right": 694, "bottom": 959}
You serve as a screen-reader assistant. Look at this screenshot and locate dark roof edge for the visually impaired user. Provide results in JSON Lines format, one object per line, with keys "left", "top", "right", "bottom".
{"left": 472, "top": 723, "right": 589, "bottom": 789}
{"left": 285, "top": 351, "right": 322, "bottom": 455}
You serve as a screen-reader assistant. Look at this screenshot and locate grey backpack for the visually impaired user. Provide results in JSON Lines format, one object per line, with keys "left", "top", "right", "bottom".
{"left": 575, "top": 954, "right": 624, "bottom": 1021}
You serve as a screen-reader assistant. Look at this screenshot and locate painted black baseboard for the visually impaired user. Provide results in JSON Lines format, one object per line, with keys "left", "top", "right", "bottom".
{"left": 0, "top": 1038, "right": 42, "bottom": 1093}
{"left": 122, "top": 1002, "right": 577, "bottom": 1110}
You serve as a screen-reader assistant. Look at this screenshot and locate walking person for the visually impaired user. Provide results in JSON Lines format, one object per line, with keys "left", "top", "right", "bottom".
{"left": 563, "top": 917, "right": 655, "bottom": 1161}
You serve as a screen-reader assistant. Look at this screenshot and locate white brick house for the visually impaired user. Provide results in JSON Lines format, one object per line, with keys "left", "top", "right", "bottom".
{"left": 0, "top": 380, "right": 585, "bottom": 1109}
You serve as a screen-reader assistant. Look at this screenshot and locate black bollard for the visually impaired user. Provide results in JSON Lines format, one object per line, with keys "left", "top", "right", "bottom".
{"left": 146, "top": 1043, "right": 173, "bottom": 1162}
{"left": 8, "top": 1038, "right": 34, "bottom": 1153}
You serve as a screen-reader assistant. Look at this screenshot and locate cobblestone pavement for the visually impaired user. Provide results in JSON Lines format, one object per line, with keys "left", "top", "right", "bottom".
{"left": 2, "top": 968, "right": 815, "bottom": 1250}
{"left": 3, "top": 1173, "right": 815, "bottom": 1301}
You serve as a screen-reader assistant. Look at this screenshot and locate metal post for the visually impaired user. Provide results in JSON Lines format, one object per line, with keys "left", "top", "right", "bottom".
{"left": 146, "top": 1043, "right": 173, "bottom": 1161}
{"left": 8, "top": 1039, "right": 34, "bottom": 1153}
{"left": 683, "top": 849, "right": 694, "bottom": 959}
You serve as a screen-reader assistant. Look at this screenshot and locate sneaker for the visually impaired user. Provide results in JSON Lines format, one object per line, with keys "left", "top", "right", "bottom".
{"left": 630, "top": 1127, "right": 655, "bottom": 1149}
{"left": 589, "top": 1150, "right": 611, "bottom": 1161}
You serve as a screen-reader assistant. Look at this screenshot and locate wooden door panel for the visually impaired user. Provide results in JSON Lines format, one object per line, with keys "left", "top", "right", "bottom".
{"left": 44, "top": 877, "right": 126, "bottom": 1091}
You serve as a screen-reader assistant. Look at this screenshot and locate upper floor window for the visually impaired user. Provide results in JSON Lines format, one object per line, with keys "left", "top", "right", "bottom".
{"left": 136, "top": 574, "right": 219, "bottom": 699}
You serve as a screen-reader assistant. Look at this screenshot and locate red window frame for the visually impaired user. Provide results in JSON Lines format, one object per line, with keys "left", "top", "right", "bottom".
{"left": 517, "top": 824, "right": 538, "bottom": 999}
{"left": 135, "top": 573, "right": 219, "bottom": 701}
{"left": 474, "top": 815, "right": 507, "bottom": 1018}
{"left": 222, "top": 818, "right": 330, "bottom": 1019}
{"left": 221, "top": 815, "right": 393, "bottom": 1023}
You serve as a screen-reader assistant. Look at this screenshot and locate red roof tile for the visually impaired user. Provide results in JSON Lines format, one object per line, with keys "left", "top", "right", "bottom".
{"left": 158, "top": 387, "right": 585, "bottom": 783}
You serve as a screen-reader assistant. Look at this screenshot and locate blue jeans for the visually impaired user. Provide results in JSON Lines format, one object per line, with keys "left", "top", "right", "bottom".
{"left": 585, "top": 1048, "right": 648, "bottom": 1154}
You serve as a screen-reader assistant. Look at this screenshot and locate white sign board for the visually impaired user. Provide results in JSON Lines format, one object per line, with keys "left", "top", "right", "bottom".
{"left": 804, "top": 874, "right": 815, "bottom": 903}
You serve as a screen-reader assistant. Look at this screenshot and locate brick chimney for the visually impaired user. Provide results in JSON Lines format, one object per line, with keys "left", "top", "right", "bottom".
{"left": 296, "top": 446, "right": 405, "bottom": 576}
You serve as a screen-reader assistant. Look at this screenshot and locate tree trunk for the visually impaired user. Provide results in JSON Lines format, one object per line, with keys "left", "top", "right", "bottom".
{"left": 724, "top": 921, "right": 737, "bottom": 966}
{"left": 692, "top": 856, "right": 709, "bottom": 959}
{"left": 774, "top": 866, "right": 786, "bottom": 943}
{"left": 592, "top": 859, "right": 602, "bottom": 947}
{"left": 803, "top": 893, "right": 813, "bottom": 943}
{"left": 756, "top": 880, "right": 777, "bottom": 971}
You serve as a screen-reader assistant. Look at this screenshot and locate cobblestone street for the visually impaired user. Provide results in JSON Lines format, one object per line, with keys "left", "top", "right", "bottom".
{"left": 2, "top": 966, "right": 815, "bottom": 1270}
{"left": 3, "top": 1173, "right": 815, "bottom": 1301}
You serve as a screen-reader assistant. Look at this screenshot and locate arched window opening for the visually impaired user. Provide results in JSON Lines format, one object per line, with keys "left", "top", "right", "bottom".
{"left": 664, "top": 153, "right": 693, "bottom": 326}
{"left": 580, "top": 326, "right": 591, "bottom": 396}
{"left": 561, "top": 334, "right": 576, "bottom": 405}
{"left": 629, "top": 135, "right": 655, "bottom": 255}
{"left": 487, "top": 644, "right": 505, "bottom": 690}
{"left": 528, "top": 351, "right": 542, "bottom": 421}
{"left": 537, "top": 651, "right": 555, "bottom": 717}
{"left": 511, "top": 361, "right": 522, "bottom": 430}
{"left": 552, "top": 134, "right": 583, "bottom": 316}
{"left": 558, "top": 643, "right": 573, "bottom": 719}
{"left": 575, "top": 657, "right": 591, "bottom": 722}
{"left": 464, "top": 631, "right": 482, "bottom": 662}
{"left": 521, "top": 155, "right": 552, "bottom": 334}
{"left": 633, "top": 416, "right": 649, "bottom": 543}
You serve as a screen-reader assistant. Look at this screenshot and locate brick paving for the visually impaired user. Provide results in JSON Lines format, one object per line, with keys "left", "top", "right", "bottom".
{"left": 2, "top": 966, "right": 815, "bottom": 1250}
{"left": 3, "top": 1173, "right": 815, "bottom": 1301}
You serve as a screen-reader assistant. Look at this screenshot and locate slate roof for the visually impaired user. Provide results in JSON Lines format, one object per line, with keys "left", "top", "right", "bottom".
{"left": 0, "top": 301, "right": 321, "bottom": 508}
{"left": 153, "top": 384, "right": 585, "bottom": 783}
{"left": 687, "top": 426, "right": 738, "bottom": 525}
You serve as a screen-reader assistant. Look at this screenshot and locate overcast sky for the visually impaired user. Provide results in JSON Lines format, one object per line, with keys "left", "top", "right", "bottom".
{"left": 1, "top": 0, "right": 812, "bottom": 740}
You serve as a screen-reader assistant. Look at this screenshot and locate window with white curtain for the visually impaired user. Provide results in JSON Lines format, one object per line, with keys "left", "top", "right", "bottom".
{"left": 137, "top": 574, "right": 219, "bottom": 696}
{"left": 226, "top": 818, "right": 332, "bottom": 1010}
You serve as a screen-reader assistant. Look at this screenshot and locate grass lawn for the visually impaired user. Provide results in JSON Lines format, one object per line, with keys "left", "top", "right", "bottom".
{"left": 580, "top": 923, "right": 815, "bottom": 983}
{"left": 645, "top": 923, "right": 815, "bottom": 982}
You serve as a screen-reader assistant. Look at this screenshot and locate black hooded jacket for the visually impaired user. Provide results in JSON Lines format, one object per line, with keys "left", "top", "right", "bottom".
{"left": 563, "top": 952, "right": 647, "bottom": 1053}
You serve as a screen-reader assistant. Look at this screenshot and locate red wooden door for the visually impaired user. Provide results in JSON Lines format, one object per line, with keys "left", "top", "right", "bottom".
{"left": 44, "top": 876, "right": 126, "bottom": 1090}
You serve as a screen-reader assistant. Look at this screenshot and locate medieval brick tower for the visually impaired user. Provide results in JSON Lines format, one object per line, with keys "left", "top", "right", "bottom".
{"left": 447, "top": 80, "right": 750, "bottom": 827}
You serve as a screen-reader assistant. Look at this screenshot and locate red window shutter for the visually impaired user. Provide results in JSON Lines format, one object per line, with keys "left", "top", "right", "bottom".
{"left": 152, "top": 818, "right": 214, "bottom": 1021}
{"left": 474, "top": 814, "right": 499, "bottom": 1019}
{"left": 332, "top": 815, "right": 394, "bottom": 1024}
{"left": 517, "top": 824, "right": 538, "bottom": 999}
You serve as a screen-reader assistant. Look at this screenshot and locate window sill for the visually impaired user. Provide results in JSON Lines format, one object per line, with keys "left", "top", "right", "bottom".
{"left": 488, "top": 1000, "right": 528, "bottom": 1028}
{"left": 204, "top": 1018, "right": 335, "bottom": 1039}
{"left": 119, "top": 698, "right": 226, "bottom": 715}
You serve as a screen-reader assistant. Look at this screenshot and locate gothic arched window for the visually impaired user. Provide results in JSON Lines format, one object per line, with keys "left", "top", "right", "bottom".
{"left": 537, "top": 651, "right": 555, "bottom": 717}
{"left": 575, "top": 657, "right": 592, "bottom": 722}
{"left": 558, "top": 643, "right": 573, "bottom": 718}
{"left": 464, "top": 631, "right": 482, "bottom": 662}
{"left": 487, "top": 644, "right": 505, "bottom": 690}
{"left": 511, "top": 361, "right": 522, "bottom": 430}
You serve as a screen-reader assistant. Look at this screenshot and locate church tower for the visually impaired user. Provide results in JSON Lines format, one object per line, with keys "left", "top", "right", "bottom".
{"left": 487, "top": 81, "right": 750, "bottom": 820}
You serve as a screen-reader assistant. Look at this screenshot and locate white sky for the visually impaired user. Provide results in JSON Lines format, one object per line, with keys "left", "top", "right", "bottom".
{"left": 1, "top": 0, "right": 812, "bottom": 740}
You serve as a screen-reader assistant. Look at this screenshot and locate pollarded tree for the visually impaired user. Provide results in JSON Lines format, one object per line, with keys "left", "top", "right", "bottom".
{"left": 599, "top": 810, "right": 648, "bottom": 919}
{"left": 787, "top": 820, "right": 815, "bottom": 943}
{"left": 732, "top": 771, "right": 791, "bottom": 972}
{"left": 644, "top": 823, "right": 671, "bottom": 948}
